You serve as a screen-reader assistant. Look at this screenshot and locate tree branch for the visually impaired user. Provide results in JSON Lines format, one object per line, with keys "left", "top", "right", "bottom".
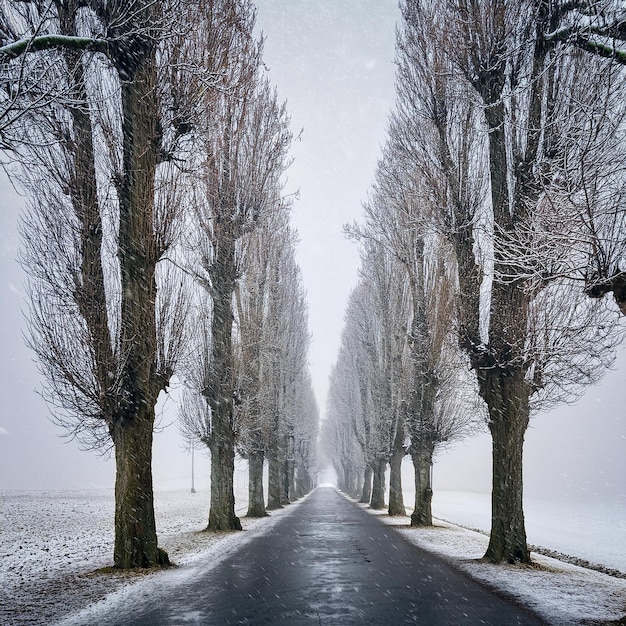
{"left": 574, "top": 34, "right": 626, "bottom": 64}
{"left": 545, "top": 17, "right": 626, "bottom": 65}
{"left": 0, "top": 35, "right": 109, "bottom": 60}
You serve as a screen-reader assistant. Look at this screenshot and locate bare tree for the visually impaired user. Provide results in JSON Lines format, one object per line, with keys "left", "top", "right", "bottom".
{"left": 232, "top": 205, "right": 303, "bottom": 516}
{"left": 394, "top": 0, "right": 624, "bottom": 563}
{"left": 232, "top": 215, "right": 278, "bottom": 518}
{"left": 179, "top": 1, "right": 293, "bottom": 529}
{"left": 351, "top": 135, "right": 484, "bottom": 525}
{"left": 324, "top": 249, "right": 412, "bottom": 516}
{"left": 322, "top": 356, "right": 366, "bottom": 498}
{"left": 262, "top": 224, "right": 313, "bottom": 508}
{"left": 1, "top": 0, "right": 213, "bottom": 568}
{"left": 291, "top": 370, "right": 319, "bottom": 498}
{"left": 359, "top": 240, "right": 410, "bottom": 514}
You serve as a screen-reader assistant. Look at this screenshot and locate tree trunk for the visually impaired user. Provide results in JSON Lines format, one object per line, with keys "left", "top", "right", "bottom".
{"left": 267, "top": 455, "right": 283, "bottom": 510}
{"left": 286, "top": 434, "right": 296, "bottom": 501}
{"left": 246, "top": 452, "right": 267, "bottom": 517}
{"left": 301, "top": 468, "right": 312, "bottom": 495}
{"left": 110, "top": 25, "right": 168, "bottom": 567}
{"left": 353, "top": 469, "right": 362, "bottom": 499}
{"left": 360, "top": 465, "right": 373, "bottom": 504}
{"left": 208, "top": 430, "right": 241, "bottom": 530}
{"left": 294, "top": 462, "right": 311, "bottom": 499}
{"left": 207, "top": 236, "right": 241, "bottom": 531}
{"left": 410, "top": 445, "right": 433, "bottom": 527}
{"left": 281, "top": 457, "right": 291, "bottom": 505}
{"left": 472, "top": 53, "right": 532, "bottom": 565}
{"left": 482, "top": 367, "right": 531, "bottom": 564}
{"left": 388, "top": 430, "right": 406, "bottom": 516}
{"left": 370, "top": 459, "right": 386, "bottom": 510}
{"left": 61, "top": 43, "right": 115, "bottom": 404}
{"left": 111, "top": 409, "right": 168, "bottom": 568}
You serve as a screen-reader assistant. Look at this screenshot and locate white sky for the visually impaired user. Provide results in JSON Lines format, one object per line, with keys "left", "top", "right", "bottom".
{"left": 253, "top": 0, "right": 400, "bottom": 414}
{"left": 0, "top": 1, "right": 624, "bottom": 505}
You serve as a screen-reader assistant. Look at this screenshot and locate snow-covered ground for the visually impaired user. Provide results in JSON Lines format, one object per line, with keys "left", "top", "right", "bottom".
{"left": 431, "top": 490, "right": 626, "bottom": 574}
{"left": 2, "top": 486, "right": 625, "bottom": 625}
{"left": 0, "top": 486, "right": 294, "bottom": 626}
{"left": 362, "top": 501, "right": 626, "bottom": 626}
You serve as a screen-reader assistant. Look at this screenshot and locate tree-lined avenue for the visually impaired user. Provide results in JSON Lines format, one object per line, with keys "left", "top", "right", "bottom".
{"left": 83, "top": 487, "right": 544, "bottom": 625}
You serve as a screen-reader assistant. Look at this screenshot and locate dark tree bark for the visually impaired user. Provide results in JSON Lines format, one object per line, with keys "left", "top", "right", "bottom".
{"left": 111, "top": 407, "right": 167, "bottom": 567}
{"left": 471, "top": 128, "right": 533, "bottom": 565}
{"left": 410, "top": 445, "right": 434, "bottom": 527}
{"left": 207, "top": 234, "right": 241, "bottom": 531}
{"left": 388, "top": 429, "right": 406, "bottom": 516}
{"left": 61, "top": 53, "right": 114, "bottom": 396}
{"left": 444, "top": 0, "right": 535, "bottom": 565}
{"left": 109, "top": 9, "right": 170, "bottom": 567}
{"left": 360, "top": 465, "right": 373, "bottom": 504}
{"left": 246, "top": 451, "right": 267, "bottom": 517}
{"left": 481, "top": 365, "right": 530, "bottom": 563}
{"left": 370, "top": 459, "right": 386, "bottom": 510}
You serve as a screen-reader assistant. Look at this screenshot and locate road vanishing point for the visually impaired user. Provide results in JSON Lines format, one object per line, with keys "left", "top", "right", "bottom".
{"left": 77, "top": 487, "right": 545, "bottom": 625}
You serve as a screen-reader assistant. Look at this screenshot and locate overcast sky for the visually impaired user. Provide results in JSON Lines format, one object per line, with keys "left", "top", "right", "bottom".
{"left": 0, "top": 0, "right": 624, "bottom": 504}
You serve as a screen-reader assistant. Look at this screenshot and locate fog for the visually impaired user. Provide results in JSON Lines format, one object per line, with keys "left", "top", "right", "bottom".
{"left": 0, "top": 0, "right": 624, "bottom": 506}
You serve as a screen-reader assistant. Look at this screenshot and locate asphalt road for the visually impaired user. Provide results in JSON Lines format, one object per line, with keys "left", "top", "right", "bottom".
{"left": 92, "top": 487, "right": 545, "bottom": 625}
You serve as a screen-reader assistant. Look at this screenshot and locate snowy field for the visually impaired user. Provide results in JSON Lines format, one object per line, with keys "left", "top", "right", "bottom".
{"left": 0, "top": 486, "right": 286, "bottom": 626}
{"left": 431, "top": 490, "right": 626, "bottom": 574}
{"left": 2, "top": 486, "right": 626, "bottom": 625}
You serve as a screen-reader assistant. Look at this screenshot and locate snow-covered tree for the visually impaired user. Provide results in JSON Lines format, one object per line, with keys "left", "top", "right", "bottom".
{"left": 350, "top": 136, "right": 484, "bottom": 525}
{"left": 261, "top": 224, "right": 315, "bottom": 508}
{"left": 2, "top": 0, "right": 213, "bottom": 568}
{"left": 178, "top": 1, "right": 292, "bottom": 531}
{"left": 233, "top": 207, "right": 318, "bottom": 514}
{"left": 394, "top": 0, "right": 625, "bottom": 563}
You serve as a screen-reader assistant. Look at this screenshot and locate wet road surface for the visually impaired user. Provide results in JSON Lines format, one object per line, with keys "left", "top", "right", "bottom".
{"left": 98, "top": 487, "right": 544, "bottom": 625}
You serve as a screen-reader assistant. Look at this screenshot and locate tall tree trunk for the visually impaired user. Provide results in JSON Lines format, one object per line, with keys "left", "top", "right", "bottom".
{"left": 282, "top": 433, "right": 294, "bottom": 503}
{"left": 267, "top": 455, "right": 283, "bottom": 510}
{"left": 111, "top": 409, "right": 167, "bottom": 568}
{"left": 246, "top": 451, "right": 267, "bottom": 517}
{"left": 370, "top": 459, "right": 386, "bottom": 510}
{"left": 294, "top": 461, "right": 311, "bottom": 499}
{"left": 482, "top": 366, "right": 531, "bottom": 563}
{"left": 111, "top": 25, "right": 168, "bottom": 567}
{"left": 388, "top": 429, "right": 406, "bottom": 516}
{"left": 340, "top": 466, "right": 348, "bottom": 493}
{"left": 293, "top": 467, "right": 302, "bottom": 499}
{"left": 207, "top": 236, "right": 241, "bottom": 531}
{"left": 473, "top": 56, "right": 532, "bottom": 564}
{"left": 345, "top": 468, "right": 358, "bottom": 498}
{"left": 281, "top": 457, "right": 291, "bottom": 505}
{"left": 61, "top": 43, "right": 115, "bottom": 402}
{"left": 208, "top": 423, "right": 241, "bottom": 529}
{"left": 410, "top": 444, "right": 433, "bottom": 527}
{"left": 354, "top": 470, "right": 363, "bottom": 499}
{"left": 300, "top": 467, "right": 312, "bottom": 495}
{"left": 360, "top": 465, "right": 373, "bottom": 504}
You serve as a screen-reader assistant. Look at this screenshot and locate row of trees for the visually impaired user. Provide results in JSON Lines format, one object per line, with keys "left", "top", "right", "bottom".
{"left": 1, "top": 0, "right": 318, "bottom": 569}
{"left": 323, "top": 0, "right": 626, "bottom": 564}
{"left": 179, "top": 206, "right": 319, "bottom": 521}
